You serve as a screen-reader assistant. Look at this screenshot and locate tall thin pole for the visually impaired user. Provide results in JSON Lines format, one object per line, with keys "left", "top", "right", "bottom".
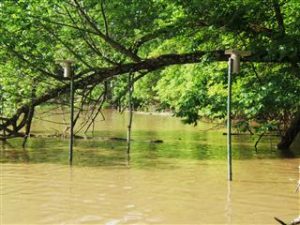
{"left": 127, "top": 73, "right": 133, "bottom": 156}
{"left": 57, "top": 59, "right": 74, "bottom": 164}
{"left": 0, "top": 86, "right": 2, "bottom": 136}
{"left": 0, "top": 85, "right": 5, "bottom": 138}
{"left": 227, "top": 57, "right": 233, "bottom": 181}
{"left": 69, "top": 74, "right": 74, "bottom": 164}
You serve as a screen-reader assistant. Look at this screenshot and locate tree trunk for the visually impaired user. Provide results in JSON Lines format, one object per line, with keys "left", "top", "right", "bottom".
{"left": 277, "top": 111, "right": 300, "bottom": 150}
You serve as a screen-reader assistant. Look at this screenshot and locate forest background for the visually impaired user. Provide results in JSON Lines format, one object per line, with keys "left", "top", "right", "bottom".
{"left": 0, "top": 0, "right": 299, "bottom": 150}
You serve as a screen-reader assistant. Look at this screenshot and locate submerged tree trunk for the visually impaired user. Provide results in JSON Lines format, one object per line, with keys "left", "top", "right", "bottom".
{"left": 22, "top": 84, "right": 36, "bottom": 148}
{"left": 277, "top": 111, "right": 300, "bottom": 150}
{"left": 22, "top": 105, "right": 35, "bottom": 148}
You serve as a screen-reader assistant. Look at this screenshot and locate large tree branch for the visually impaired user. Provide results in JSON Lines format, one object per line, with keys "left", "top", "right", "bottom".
{"left": 1, "top": 49, "right": 299, "bottom": 138}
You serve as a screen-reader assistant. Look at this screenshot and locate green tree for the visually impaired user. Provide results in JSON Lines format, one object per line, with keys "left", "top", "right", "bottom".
{"left": 0, "top": 0, "right": 299, "bottom": 149}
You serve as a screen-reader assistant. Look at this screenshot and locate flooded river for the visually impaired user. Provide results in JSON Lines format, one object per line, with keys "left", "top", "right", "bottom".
{"left": 1, "top": 110, "right": 299, "bottom": 224}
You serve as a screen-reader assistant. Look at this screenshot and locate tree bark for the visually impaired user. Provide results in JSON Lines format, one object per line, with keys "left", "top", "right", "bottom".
{"left": 277, "top": 111, "right": 300, "bottom": 150}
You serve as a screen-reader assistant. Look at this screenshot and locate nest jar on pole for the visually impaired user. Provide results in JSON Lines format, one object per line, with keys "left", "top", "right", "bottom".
{"left": 57, "top": 59, "right": 75, "bottom": 164}
{"left": 224, "top": 50, "right": 251, "bottom": 181}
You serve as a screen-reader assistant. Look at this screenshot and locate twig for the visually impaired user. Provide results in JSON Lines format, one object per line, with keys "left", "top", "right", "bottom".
{"left": 274, "top": 217, "right": 287, "bottom": 225}
{"left": 83, "top": 86, "right": 107, "bottom": 134}
{"left": 255, "top": 133, "right": 265, "bottom": 151}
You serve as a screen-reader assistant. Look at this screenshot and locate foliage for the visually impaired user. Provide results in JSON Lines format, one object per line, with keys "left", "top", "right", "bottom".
{"left": 0, "top": 0, "right": 299, "bottom": 140}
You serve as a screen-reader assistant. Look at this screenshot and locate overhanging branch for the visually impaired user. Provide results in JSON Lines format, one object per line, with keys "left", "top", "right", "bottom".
{"left": 1, "top": 49, "right": 299, "bottom": 138}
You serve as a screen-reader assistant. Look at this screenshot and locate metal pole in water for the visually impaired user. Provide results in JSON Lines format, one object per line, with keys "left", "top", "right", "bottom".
{"left": 127, "top": 73, "right": 133, "bottom": 155}
{"left": 227, "top": 57, "right": 233, "bottom": 181}
{"left": 57, "top": 60, "right": 74, "bottom": 164}
{"left": 0, "top": 86, "right": 5, "bottom": 139}
{"left": 0, "top": 85, "right": 4, "bottom": 138}
{"left": 225, "top": 49, "right": 251, "bottom": 181}
{"left": 69, "top": 74, "right": 74, "bottom": 164}
{"left": 0, "top": 86, "right": 2, "bottom": 134}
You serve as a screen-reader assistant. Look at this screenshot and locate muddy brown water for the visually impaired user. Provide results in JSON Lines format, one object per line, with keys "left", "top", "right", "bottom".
{"left": 1, "top": 110, "right": 299, "bottom": 224}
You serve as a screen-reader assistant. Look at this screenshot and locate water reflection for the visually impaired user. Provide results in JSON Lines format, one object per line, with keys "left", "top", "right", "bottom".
{"left": 226, "top": 182, "right": 233, "bottom": 225}
{"left": 1, "top": 114, "right": 299, "bottom": 167}
{"left": 3, "top": 111, "right": 291, "bottom": 162}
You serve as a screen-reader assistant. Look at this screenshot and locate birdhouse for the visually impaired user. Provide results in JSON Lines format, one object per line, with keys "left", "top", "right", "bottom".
{"left": 57, "top": 60, "right": 74, "bottom": 78}
{"left": 225, "top": 50, "right": 251, "bottom": 74}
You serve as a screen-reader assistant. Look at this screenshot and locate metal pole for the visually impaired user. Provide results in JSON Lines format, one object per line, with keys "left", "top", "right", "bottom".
{"left": 56, "top": 59, "right": 74, "bottom": 164}
{"left": 0, "top": 86, "right": 2, "bottom": 134}
{"left": 69, "top": 74, "right": 74, "bottom": 164}
{"left": 227, "top": 57, "right": 233, "bottom": 181}
{"left": 127, "top": 73, "right": 133, "bottom": 155}
{"left": 0, "top": 86, "right": 5, "bottom": 138}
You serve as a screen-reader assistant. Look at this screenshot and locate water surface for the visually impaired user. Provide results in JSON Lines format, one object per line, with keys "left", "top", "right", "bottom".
{"left": 1, "top": 110, "right": 299, "bottom": 224}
